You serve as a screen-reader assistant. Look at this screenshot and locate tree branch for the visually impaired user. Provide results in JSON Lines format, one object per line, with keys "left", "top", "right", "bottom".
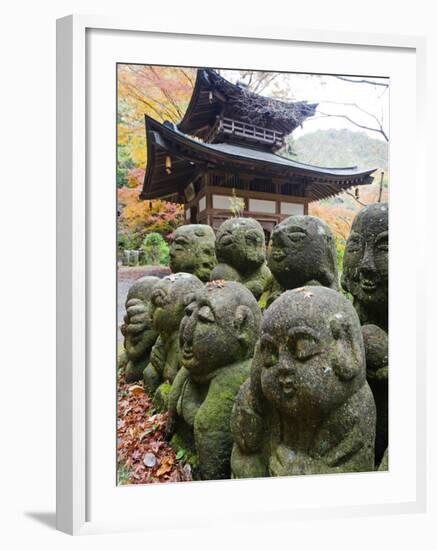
{"left": 308, "top": 112, "right": 389, "bottom": 142}
{"left": 333, "top": 76, "right": 388, "bottom": 87}
{"left": 344, "top": 190, "right": 368, "bottom": 207}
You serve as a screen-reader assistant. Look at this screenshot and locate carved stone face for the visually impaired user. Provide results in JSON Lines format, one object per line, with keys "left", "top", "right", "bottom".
{"left": 149, "top": 273, "right": 203, "bottom": 335}
{"left": 341, "top": 203, "right": 388, "bottom": 308}
{"left": 169, "top": 224, "right": 217, "bottom": 282}
{"left": 258, "top": 286, "right": 365, "bottom": 419}
{"left": 215, "top": 218, "right": 266, "bottom": 273}
{"left": 180, "top": 281, "right": 261, "bottom": 377}
{"left": 268, "top": 215, "right": 338, "bottom": 289}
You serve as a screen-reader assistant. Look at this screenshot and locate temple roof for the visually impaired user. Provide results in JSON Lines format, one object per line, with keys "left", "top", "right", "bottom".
{"left": 141, "top": 116, "right": 376, "bottom": 202}
{"left": 178, "top": 69, "right": 318, "bottom": 140}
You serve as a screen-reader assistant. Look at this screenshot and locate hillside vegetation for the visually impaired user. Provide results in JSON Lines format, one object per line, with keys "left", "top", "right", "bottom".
{"left": 288, "top": 128, "right": 388, "bottom": 171}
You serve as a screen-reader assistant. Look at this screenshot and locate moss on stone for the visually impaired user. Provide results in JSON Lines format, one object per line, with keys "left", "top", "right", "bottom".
{"left": 170, "top": 429, "right": 199, "bottom": 476}
{"left": 267, "top": 215, "right": 339, "bottom": 303}
{"left": 169, "top": 224, "right": 216, "bottom": 282}
{"left": 211, "top": 217, "right": 271, "bottom": 300}
{"left": 378, "top": 448, "right": 388, "bottom": 471}
{"left": 152, "top": 381, "right": 172, "bottom": 412}
{"left": 231, "top": 286, "right": 376, "bottom": 478}
{"left": 171, "top": 281, "right": 261, "bottom": 480}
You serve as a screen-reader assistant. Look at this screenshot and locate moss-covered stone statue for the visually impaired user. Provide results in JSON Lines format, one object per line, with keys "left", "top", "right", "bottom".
{"left": 169, "top": 224, "right": 217, "bottom": 282}
{"left": 342, "top": 203, "right": 388, "bottom": 466}
{"left": 210, "top": 217, "right": 272, "bottom": 300}
{"left": 266, "top": 215, "right": 339, "bottom": 306}
{"left": 120, "top": 276, "right": 159, "bottom": 383}
{"left": 378, "top": 448, "right": 388, "bottom": 471}
{"left": 166, "top": 280, "right": 262, "bottom": 480}
{"left": 342, "top": 203, "right": 388, "bottom": 330}
{"left": 142, "top": 273, "right": 204, "bottom": 407}
{"left": 231, "top": 286, "right": 376, "bottom": 478}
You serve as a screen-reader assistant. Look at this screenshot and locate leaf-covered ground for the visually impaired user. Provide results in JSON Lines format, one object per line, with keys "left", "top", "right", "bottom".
{"left": 117, "top": 376, "right": 192, "bottom": 484}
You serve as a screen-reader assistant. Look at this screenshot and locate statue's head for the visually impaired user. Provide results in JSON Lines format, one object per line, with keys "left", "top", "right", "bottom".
{"left": 257, "top": 286, "right": 365, "bottom": 419}
{"left": 341, "top": 203, "right": 388, "bottom": 308}
{"left": 180, "top": 280, "right": 261, "bottom": 378}
{"left": 125, "top": 275, "right": 159, "bottom": 305}
{"left": 169, "top": 224, "right": 217, "bottom": 282}
{"left": 149, "top": 273, "right": 203, "bottom": 335}
{"left": 215, "top": 218, "right": 266, "bottom": 273}
{"left": 268, "top": 215, "right": 338, "bottom": 290}
{"left": 122, "top": 276, "right": 159, "bottom": 343}
{"left": 125, "top": 275, "right": 159, "bottom": 306}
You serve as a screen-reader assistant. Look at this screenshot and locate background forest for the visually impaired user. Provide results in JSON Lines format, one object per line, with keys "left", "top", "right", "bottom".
{"left": 117, "top": 65, "right": 389, "bottom": 266}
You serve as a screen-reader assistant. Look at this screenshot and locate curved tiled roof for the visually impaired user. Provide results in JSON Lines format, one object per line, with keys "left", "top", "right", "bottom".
{"left": 178, "top": 69, "right": 318, "bottom": 139}
{"left": 141, "top": 116, "right": 376, "bottom": 202}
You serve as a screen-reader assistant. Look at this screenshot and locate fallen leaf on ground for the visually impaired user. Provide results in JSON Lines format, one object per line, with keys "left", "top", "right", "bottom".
{"left": 156, "top": 456, "right": 174, "bottom": 476}
{"left": 117, "top": 375, "right": 191, "bottom": 484}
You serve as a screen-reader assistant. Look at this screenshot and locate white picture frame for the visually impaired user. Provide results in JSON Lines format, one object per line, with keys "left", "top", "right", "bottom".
{"left": 56, "top": 14, "right": 427, "bottom": 535}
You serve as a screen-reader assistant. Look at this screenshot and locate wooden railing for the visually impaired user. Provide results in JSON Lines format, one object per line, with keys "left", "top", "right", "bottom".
{"left": 207, "top": 116, "right": 284, "bottom": 148}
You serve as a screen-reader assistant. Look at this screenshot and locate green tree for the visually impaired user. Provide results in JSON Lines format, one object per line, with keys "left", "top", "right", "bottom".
{"left": 141, "top": 233, "right": 169, "bottom": 266}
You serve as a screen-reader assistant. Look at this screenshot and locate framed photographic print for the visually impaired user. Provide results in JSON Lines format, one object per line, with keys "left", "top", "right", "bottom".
{"left": 56, "top": 15, "right": 427, "bottom": 535}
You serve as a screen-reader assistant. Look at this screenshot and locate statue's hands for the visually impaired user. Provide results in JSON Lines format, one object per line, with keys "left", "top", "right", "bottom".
{"left": 124, "top": 299, "right": 150, "bottom": 340}
{"left": 362, "top": 324, "right": 388, "bottom": 381}
{"left": 150, "top": 339, "right": 165, "bottom": 372}
{"left": 374, "top": 366, "right": 388, "bottom": 382}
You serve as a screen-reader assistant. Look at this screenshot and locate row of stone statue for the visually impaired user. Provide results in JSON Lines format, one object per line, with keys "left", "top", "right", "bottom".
{"left": 121, "top": 203, "right": 388, "bottom": 480}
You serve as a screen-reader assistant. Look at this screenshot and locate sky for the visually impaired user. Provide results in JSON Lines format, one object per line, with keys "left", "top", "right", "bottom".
{"left": 220, "top": 69, "right": 389, "bottom": 142}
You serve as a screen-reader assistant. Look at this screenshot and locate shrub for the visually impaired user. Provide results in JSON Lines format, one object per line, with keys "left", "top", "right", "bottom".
{"left": 335, "top": 236, "right": 346, "bottom": 275}
{"left": 141, "top": 232, "right": 169, "bottom": 266}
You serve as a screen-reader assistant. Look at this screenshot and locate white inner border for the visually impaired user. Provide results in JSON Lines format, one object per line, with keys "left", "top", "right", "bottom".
{"left": 87, "top": 28, "right": 421, "bottom": 528}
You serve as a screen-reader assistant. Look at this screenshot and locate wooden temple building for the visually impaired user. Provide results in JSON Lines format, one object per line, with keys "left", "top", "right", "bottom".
{"left": 141, "top": 68, "right": 376, "bottom": 235}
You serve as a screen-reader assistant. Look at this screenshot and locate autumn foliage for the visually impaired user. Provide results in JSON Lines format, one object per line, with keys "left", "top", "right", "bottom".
{"left": 117, "top": 64, "right": 194, "bottom": 183}
{"left": 118, "top": 186, "right": 184, "bottom": 250}
{"left": 117, "top": 376, "right": 192, "bottom": 484}
{"left": 117, "top": 65, "right": 192, "bottom": 249}
{"left": 309, "top": 172, "right": 389, "bottom": 241}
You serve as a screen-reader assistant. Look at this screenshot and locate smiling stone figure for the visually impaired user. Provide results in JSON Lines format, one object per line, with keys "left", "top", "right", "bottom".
{"left": 230, "top": 286, "right": 376, "bottom": 478}
{"left": 169, "top": 224, "right": 217, "bottom": 283}
{"left": 142, "top": 273, "right": 203, "bottom": 405}
{"left": 341, "top": 203, "right": 388, "bottom": 330}
{"left": 266, "top": 215, "right": 339, "bottom": 306}
{"left": 210, "top": 217, "right": 272, "bottom": 300}
{"left": 341, "top": 203, "right": 388, "bottom": 466}
{"left": 166, "top": 280, "right": 262, "bottom": 480}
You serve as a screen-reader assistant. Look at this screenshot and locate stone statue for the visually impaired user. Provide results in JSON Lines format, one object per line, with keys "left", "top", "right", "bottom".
{"left": 342, "top": 203, "right": 388, "bottom": 466}
{"left": 142, "top": 273, "right": 204, "bottom": 405}
{"left": 166, "top": 280, "right": 262, "bottom": 480}
{"left": 378, "top": 448, "right": 388, "bottom": 471}
{"left": 169, "top": 224, "right": 217, "bottom": 283}
{"left": 266, "top": 215, "right": 339, "bottom": 306}
{"left": 362, "top": 324, "right": 388, "bottom": 468}
{"left": 231, "top": 286, "right": 376, "bottom": 478}
{"left": 120, "top": 276, "right": 159, "bottom": 383}
{"left": 341, "top": 203, "right": 388, "bottom": 331}
{"left": 210, "top": 217, "right": 272, "bottom": 300}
